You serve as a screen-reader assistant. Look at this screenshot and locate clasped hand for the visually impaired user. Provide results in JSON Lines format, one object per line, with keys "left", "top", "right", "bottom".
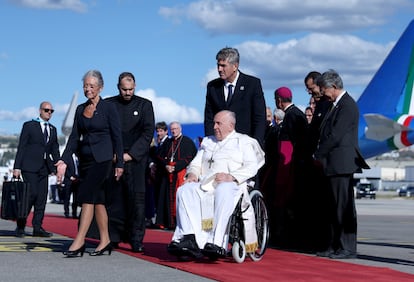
{"left": 55, "top": 160, "right": 67, "bottom": 184}
{"left": 214, "top": 172, "right": 234, "bottom": 183}
{"left": 55, "top": 160, "right": 124, "bottom": 183}
{"left": 166, "top": 165, "right": 175, "bottom": 173}
{"left": 184, "top": 172, "right": 234, "bottom": 184}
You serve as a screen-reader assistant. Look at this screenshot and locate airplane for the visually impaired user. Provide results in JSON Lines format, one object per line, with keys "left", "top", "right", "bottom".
{"left": 179, "top": 19, "right": 414, "bottom": 160}
{"left": 61, "top": 20, "right": 414, "bottom": 160}
{"left": 357, "top": 19, "right": 414, "bottom": 159}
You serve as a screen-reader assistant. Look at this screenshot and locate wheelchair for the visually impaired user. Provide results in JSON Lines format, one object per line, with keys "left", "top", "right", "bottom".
{"left": 225, "top": 186, "right": 269, "bottom": 263}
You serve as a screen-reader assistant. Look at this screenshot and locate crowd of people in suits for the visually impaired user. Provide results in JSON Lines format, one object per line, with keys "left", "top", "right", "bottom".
{"left": 11, "top": 46, "right": 367, "bottom": 261}
{"left": 258, "top": 70, "right": 368, "bottom": 260}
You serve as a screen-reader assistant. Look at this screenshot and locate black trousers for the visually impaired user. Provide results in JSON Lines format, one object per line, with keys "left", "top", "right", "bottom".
{"left": 102, "top": 160, "right": 147, "bottom": 245}
{"left": 17, "top": 164, "right": 49, "bottom": 230}
{"left": 121, "top": 160, "right": 146, "bottom": 245}
{"left": 63, "top": 179, "right": 79, "bottom": 216}
{"left": 327, "top": 174, "right": 357, "bottom": 253}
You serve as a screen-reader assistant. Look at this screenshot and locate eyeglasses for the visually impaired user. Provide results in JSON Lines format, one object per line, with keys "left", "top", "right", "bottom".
{"left": 42, "top": 108, "right": 54, "bottom": 113}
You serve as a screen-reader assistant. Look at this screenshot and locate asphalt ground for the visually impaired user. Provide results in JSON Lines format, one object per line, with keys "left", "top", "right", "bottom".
{"left": 0, "top": 201, "right": 213, "bottom": 282}
{"left": 0, "top": 194, "right": 413, "bottom": 281}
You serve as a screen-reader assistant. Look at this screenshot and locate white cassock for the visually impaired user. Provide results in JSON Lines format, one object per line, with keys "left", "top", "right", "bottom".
{"left": 172, "top": 131, "right": 265, "bottom": 252}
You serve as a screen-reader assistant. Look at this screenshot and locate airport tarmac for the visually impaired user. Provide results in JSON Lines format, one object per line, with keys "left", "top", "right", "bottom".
{"left": 0, "top": 196, "right": 413, "bottom": 281}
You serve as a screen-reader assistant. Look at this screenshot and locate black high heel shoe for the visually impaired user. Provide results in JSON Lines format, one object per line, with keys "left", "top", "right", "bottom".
{"left": 89, "top": 242, "right": 113, "bottom": 256}
{"left": 63, "top": 244, "right": 85, "bottom": 258}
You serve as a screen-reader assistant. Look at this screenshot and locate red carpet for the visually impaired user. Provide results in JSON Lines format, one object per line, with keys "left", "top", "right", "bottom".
{"left": 38, "top": 214, "right": 414, "bottom": 282}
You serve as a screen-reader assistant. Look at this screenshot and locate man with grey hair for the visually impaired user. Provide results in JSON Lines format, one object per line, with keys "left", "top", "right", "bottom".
{"left": 315, "top": 69, "right": 369, "bottom": 259}
{"left": 273, "top": 108, "right": 285, "bottom": 125}
{"left": 155, "top": 121, "right": 197, "bottom": 230}
{"left": 204, "top": 47, "right": 266, "bottom": 147}
{"left": 167, "top": 110, "right": 265, "bottom": 259}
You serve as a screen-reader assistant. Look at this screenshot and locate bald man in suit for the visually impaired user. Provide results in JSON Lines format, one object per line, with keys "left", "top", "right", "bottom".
{"left": 13, "top": 101, "right": 60, "bottom": 237}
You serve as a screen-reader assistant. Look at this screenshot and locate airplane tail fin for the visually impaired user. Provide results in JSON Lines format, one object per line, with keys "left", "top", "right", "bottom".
{"left": 358, "top": 20, "right": 414, "bottom": 117}
{"left": 61, "top": 91, "right": 78, "bottom": 137}
{"left": 358, "top": 20, "right": 414, "bottom": 158}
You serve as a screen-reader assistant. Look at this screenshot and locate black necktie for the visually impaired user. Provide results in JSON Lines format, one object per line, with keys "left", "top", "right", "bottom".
{"left": 227, "top": 84, "right": 233, "bottom": 105}
{"left": 43, "top": 123, "right": 48, "bottom": 143}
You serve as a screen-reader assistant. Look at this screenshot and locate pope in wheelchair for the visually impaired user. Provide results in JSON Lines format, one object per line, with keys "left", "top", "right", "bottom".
{"left": 167, "top": 110, "right": 265, "bottom": 260}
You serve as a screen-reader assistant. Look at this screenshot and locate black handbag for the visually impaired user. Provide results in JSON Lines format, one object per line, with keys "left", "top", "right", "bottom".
{"left": 1, "top": 178, "right": 30, "bottom": 220}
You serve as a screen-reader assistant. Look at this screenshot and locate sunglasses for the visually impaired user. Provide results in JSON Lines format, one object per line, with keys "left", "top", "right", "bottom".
{"left": 42, "top": 108, "right": 55, "bottom": 113}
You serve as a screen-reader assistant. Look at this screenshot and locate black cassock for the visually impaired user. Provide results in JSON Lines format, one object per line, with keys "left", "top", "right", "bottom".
{"left": 155, "top": 135, "right": 197, "bottom": 229}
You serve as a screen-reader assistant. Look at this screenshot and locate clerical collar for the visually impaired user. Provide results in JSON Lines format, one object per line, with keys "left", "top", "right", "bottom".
{"left": 283, "top": 103, "right": 293, "bottom": 111}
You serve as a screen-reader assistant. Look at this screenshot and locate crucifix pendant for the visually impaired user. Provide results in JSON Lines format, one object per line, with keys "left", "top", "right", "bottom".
{"left": 208, "top": 158, "right": 214, "bottom": 169}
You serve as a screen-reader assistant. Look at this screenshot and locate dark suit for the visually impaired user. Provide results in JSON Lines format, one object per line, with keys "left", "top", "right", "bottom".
{"left": 308, "top": 96, "right": 332, "bottom": 154}
{"left": 305, "top": 96, "right": 333, "bottom": 252}
{"left": 61, "top": 98, "right": 123, "bottom": 206}
{"left": 104, "top": 95, "right": 155, "bottom": 247}
{"left": 315, "top": 92, "right": 369, "bottom": 254}
{"left": 204, "top": 71, "right": 266, "bottom": 146}
{"left": 62, "top": 98, "right": 123, "bottom": 168}
{"left": 148, "top": 135, "right": 170, "bottom": 222}
{"left": 13, "top": 119, "right": 60, "bottom": 230}
{"left": 62, "top": 154, "right": 79, "bottom": 218}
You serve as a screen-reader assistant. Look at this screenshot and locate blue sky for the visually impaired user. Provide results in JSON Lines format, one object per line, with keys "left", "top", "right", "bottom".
{"left": 0, "top": 0, "right": 413, "bottom": 136}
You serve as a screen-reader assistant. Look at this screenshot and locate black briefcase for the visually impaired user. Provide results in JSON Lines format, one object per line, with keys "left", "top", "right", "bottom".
{"left": 1, "top": 179, "right": 30, "bottom": 220}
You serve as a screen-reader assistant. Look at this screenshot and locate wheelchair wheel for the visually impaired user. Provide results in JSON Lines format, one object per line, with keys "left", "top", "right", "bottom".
{"left": 248, "top": 190, "right": 269, "bottom": 262}
{"left": 232, "top": 240, "right": 246, "bottom": 263}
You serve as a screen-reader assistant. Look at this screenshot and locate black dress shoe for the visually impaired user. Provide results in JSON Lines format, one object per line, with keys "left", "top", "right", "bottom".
{"left": 202, "top": 243, "right": 226, "bottom": 259}
{"left": 33, "top": 228, "right": 52, "bottom": 237}
{"left": 167, "top": 241, "right": 181, "bottom": 255}
{"left": 329, "top": 250, "right": 357, "bottom": 259}
{"left": 316, "top": 248, "right": 335, "bottom": 257}
{"left": 167, "top": 235, "right": 203, "bottom": 258}
{"left": 15, "top": 228, "right": 25, "bottom": 238}
{"left": 131, "top": 243, "right": 144, "bottom": 253}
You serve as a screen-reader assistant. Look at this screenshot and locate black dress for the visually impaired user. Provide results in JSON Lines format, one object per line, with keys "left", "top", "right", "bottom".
{"left": 76, "top": 115, "right": 112, "bottom": 205}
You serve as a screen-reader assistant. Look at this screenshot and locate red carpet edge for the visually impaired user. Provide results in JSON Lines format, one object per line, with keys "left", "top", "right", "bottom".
{"left": 37, "top": 213, "right": 414, "bottom": 282}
